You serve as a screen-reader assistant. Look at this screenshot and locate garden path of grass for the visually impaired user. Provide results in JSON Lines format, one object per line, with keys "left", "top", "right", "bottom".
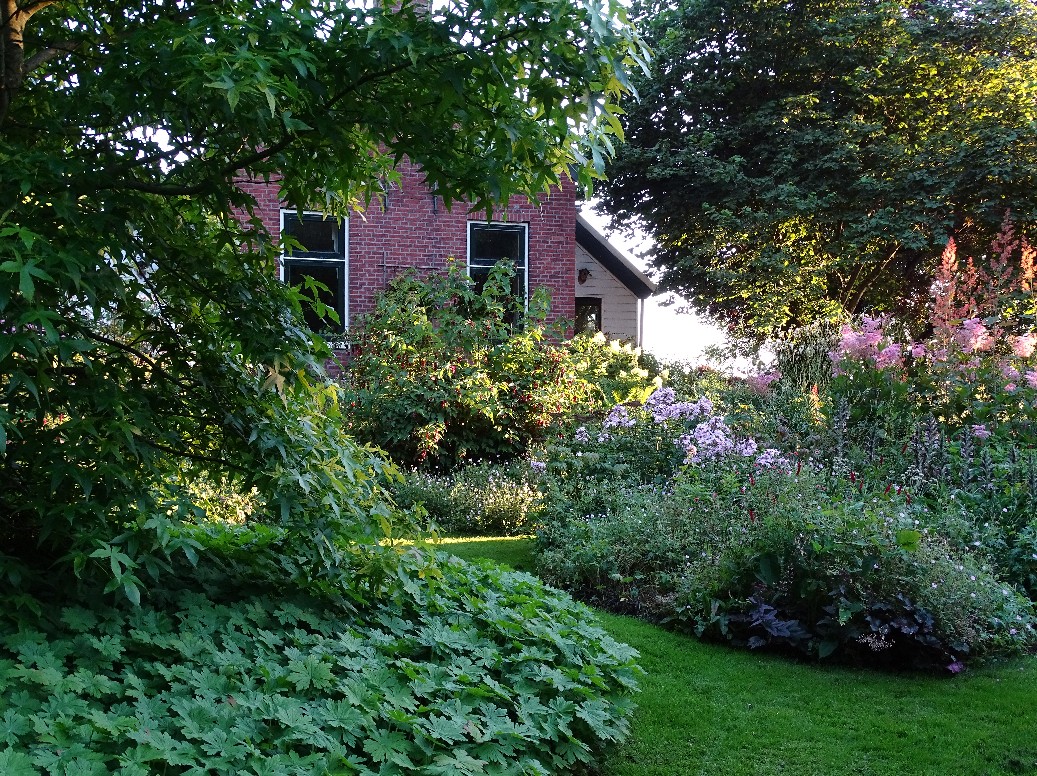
{"left": 438, "top": 536, "right": 1037, "bottom": 776}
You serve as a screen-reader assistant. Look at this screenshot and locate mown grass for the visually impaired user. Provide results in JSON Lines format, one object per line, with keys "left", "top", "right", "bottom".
{"left": 441, "top": 536, "right": 1037, "bottom": 776}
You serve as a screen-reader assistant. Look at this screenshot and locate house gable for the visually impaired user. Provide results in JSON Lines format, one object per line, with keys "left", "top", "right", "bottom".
{"left": 574, "top": 214, "right": 657, "bottom": 345}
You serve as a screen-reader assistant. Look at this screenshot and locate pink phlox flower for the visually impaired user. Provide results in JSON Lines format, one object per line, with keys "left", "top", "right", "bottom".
{"left": 1005, "top": 382, "right": 1018, "bottom": 393}
{"left": 1010, "top": 333, "right": 1037, "bottom": 359}
{"left": 835, "top": 324, "right": 870, "bottom": 360}
{"left": 910, "top": 343, "right": 927, "bottom": 360}
{"left": 875, "top": 343, "right": 903, "bottom": 370}
{"left": 970, "top": 424, "right": 992, "bottom": 440}
{"left": 954, "top": 318, "right": 992, "bottom": 353}
{"left": 1002, "top": 363, "right": 1021, "bottom": 381}
{"left": 745, "top": 370, "right": 781, "bottom": 395}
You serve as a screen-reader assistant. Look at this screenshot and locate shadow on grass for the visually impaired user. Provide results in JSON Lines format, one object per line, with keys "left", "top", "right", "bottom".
{"left": 445, "top": 535, "right": 1037, "bottom": 776}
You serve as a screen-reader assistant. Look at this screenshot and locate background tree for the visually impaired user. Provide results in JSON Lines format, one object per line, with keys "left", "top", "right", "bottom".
{"left": 597, "top": 0, "right": 1037, "bottom": 337}
{"left": 0, "top": 0, "right": 645, "bottom": 595}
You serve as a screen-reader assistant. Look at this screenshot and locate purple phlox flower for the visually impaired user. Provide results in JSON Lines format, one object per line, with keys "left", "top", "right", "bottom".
{"left": 645, "top": 388, "right": 713, "bottom": 423}
{"left": 685, "top": 416, "right": 736, "bottom": 463}
{"left": 910, "top": 342, "right": 927, "bottom": 360}
{"left": 1010, "top": 333, "right": 1037, "bottom": 359}
{"left": 574, "top": 426, "right": 590, "bottom": 443}
{"left": 597, "top": 431, "right": 612, "bottom": 443}
{"left": 1026, "top": 370, "right": 1037, "bottom": 389}
{"left": 947, "top": 661, "right": 964, "bottom": 674}
{"left": 1002, "top": 362, "right": 1021, "bottom": 381}
{"left": 603, "top": 405, "right": 636, "bottom": 429}
{"left": 755, "top": 448, "right": 793, "bottom": 471}
{"left": 528, "top": 460, "right": 547, "bottom": 473}
{"left": 734, "top": 438, "right": 758, "bottom": 457}
{"left": 970, "top": 424, "right": 992, "bottom": 440}
{"left": 645, "top": 387, "right": 677, "bottom": 408}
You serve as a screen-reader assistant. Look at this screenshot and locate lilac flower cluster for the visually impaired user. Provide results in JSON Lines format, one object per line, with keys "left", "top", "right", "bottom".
{"left": 681, "top": 416, "right": 759, "bottom": 464}
{"left": 603, "top": 405, "right": 636, "bottom": 429}
{"left": 644, "top": 387, "right": 713, "bottom": 423}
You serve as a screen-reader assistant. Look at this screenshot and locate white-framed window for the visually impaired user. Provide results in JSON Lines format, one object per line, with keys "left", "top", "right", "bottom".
{"left": 280, "top": 210, "right": 348, "bottom": 332}
{"left": 467, "top": 221, "right": 528, "bottom": 306}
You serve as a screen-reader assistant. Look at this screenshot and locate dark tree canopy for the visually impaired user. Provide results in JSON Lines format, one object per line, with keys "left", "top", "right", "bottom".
{"left": 0, "top": 0, "right": 645, "bottom": 596}
{"left": 598, "top": 0, "right": 1037, "bottom": 336}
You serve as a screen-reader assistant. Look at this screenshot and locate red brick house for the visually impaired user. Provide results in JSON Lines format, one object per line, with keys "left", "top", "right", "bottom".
{"left": 238, "top": 162, "right": 655, "bottom": 344}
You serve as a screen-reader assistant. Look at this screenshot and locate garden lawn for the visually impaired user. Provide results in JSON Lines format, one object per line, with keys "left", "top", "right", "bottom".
{"left": 443, "top": 536, "right": 1037, "bottom": 776}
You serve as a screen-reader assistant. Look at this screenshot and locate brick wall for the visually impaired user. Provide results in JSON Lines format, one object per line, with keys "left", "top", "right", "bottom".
{"left": 236, "top": 164, "right": 577, "bottom": 330}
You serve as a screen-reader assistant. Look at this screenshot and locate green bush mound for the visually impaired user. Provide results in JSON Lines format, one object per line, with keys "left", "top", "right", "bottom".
{"left": 538, "top": 462, "right": 1036, "bottom": 670}
{"left": 533, "top": 380, "right": 1037, "bottom": 671}
{"left": 393, "top": 461, "right": 546, "bottom": 537}
{"left": 0, "top": 557, "right": 640, "bottom": 776}
{"left": 339, "top": 261, "right": 658, "bottom": 471}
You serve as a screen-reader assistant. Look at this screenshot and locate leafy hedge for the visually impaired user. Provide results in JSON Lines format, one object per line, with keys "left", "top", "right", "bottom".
{"left": 339, "top": 261, "right": 657, "bottom": 470}
{"left": 0, "top": 556, "right": 640, "bottom": 776}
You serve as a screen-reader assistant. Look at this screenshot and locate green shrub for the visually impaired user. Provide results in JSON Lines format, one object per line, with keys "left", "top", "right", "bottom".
{"left": 339, "top": 261, "right": 605, "bottom": 470}
{"left": 0, "top": 558, "right": 640, "bottom": 775}
{"left": 537, "top": 455, "right": 1037, "bottom": 669}
{"left": 394, "top": 460, "right": 546, "bottom": 536}
{"left": 565, "top": 333, "right": 661, "bottom": 408}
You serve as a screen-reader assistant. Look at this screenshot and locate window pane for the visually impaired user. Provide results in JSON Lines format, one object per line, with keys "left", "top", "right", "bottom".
{"left": 575, "top": 298, "right": 602, "bottom": 334}
{"left": 471, "top": 226, "right": 523, "bottom": 264}
{"left": 284, "top": 215, "right": 341, "bottom": 255}
{"left": 285, "top": 260, "right": 343, "bottom": 331}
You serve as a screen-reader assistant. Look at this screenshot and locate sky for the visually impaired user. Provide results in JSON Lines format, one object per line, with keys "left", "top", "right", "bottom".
{"left": 578, "top": 204, "right": 729, "bottom": 364}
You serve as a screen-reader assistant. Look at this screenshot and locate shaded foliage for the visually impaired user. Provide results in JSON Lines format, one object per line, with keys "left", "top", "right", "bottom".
{"left": 598, "top": 0, "right": 1037, "bottom": 336}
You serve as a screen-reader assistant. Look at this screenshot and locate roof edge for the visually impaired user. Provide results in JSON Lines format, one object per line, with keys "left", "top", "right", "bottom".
{"left": 575, "top": 214, "right": 658, "bottom": 299}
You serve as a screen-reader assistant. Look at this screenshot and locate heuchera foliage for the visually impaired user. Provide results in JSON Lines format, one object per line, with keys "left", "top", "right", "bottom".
{"left": 0, "top": 0, "right": 646, "bottom": 595}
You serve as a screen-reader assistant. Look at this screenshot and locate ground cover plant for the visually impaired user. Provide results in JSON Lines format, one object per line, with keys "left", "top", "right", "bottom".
{"left": 0, "top": 0, "right": 650, "bottom": 771}
{"left": 0, "top": 555, "right": 639, "bottom": 776}
{"left": 448, "top": 537, "right": 1037, "bottom": 776}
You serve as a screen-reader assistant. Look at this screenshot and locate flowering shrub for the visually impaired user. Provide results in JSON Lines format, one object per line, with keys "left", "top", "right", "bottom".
{"left": 339, "top": 261, "right": 658, "bottom": 470}
{"left": 537, "top": 450, "right": 1037, "bottom": 669}
{"left": 532, "top": 328, "right": 1037, "bottom": 668}
{"left": 831, "top": 219, "right": 1037, "bottom": 440}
